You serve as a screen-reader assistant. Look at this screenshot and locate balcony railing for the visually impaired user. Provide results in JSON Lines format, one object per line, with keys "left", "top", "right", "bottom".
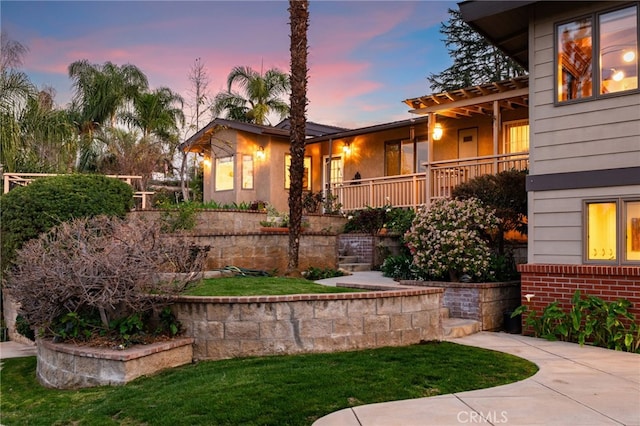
{"left": 2, "top": 173, "right": 154, "bottom": 209}
{"left": 334, "top": 152, "right": 528, "bottom": 211}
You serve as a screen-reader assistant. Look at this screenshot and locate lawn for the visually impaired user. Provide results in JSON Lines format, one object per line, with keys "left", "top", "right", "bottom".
{"left": 182, "top": 276, "right": 364, "bottom": 296}
{"left": 0, "top": 342, "right": 538, "bottom": 425}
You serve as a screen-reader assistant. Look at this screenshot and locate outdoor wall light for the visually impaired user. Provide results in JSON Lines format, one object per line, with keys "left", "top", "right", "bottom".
{"left": 432, "top": 122, "right": 443, "bottom": 141}
{"left": 343, "top": 142, "right": 351, "bottom": 155}
{"left": 256, "top": 146, "right": 266, "bottom": 160}
{"left": 202, "top": 158, "right": 212, "bottom": 168}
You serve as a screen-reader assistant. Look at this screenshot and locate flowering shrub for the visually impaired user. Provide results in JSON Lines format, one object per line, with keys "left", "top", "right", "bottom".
{"left": 405, "top": 198, "right": 500, "bottom": 281}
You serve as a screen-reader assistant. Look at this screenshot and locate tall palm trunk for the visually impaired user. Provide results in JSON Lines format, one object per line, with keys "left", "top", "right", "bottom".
{"left": 287, "top": 0, "right": 309, "bottom": 274}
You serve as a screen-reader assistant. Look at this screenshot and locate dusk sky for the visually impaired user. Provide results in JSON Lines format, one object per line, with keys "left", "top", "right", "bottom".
{"left": 2, "top": 0, "right": 458, "bottom": 131}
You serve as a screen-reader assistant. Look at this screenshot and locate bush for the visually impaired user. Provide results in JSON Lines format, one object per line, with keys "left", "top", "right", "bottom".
{"left": 452, "top": 169, "right": 527, "bottom": 254}
{"left": 302, "top": 266, "right": 345, "bottom": 281}
{"left": 405, "top": 198, "right": 500, "bottom": 281}
{"left": 4, "top": 215, "right": 205, "bottom": 344}
{"left": 0, "top": 174, "right": 133, "bottom": 272}
{"left": 343, "top": 206, "right": 388, "bottom": 234}
{"left": 513, "top": 290, "right": 640, "bottom": 352}
{"left": 380, "top": 254, "right": 429, "bottom": 281}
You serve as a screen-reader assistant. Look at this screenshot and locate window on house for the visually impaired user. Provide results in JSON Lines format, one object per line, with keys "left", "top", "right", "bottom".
{"left": 503, "top": 120, "right": 529, "bottom": 154}
{"left": 215, "top": 156, "right": 234, "bottom": 191}
{"left": 557, "top": 4, "right": 638, "bottom": 103}
{"left": 585, "top": 199, "right": 640, "bottom": 264}
{"left": 284, "top": 154, "right": 311, "bottom": 190}
{"left": 241, "top": 154, "right": 253, "bottom": 190}
{"left": 385, "top": 138, "right": 428, "bottom": 175}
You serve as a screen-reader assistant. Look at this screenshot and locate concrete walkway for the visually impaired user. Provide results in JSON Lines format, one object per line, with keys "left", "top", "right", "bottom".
{"left": 0, "top": 340, "right": 37, "bottom": 359}
{"left": 314, "top": 332, "right": 640, "bottom": 426}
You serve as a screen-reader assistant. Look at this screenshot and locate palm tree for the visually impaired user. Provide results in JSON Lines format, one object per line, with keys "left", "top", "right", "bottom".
{"left": 68, "top": 60, "right": 148, "bottom": 171}
{"left": 287, "top": 0, "right": 309, "bottom": 273}
{"left": 121, "top": 87, "right": 185, "bottom": 141}
{"left": 17, "top": 88, "right": 77, "bottom": 173}
{"left": 212, "top": 65, "right": 290, "bottom": 125}
{"left": 0, "top": 31, "right": 35, "bottom": 172}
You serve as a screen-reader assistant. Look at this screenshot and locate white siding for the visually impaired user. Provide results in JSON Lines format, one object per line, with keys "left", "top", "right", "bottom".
{"left": 528, "top": 2, "right": 640, "bottom": 264}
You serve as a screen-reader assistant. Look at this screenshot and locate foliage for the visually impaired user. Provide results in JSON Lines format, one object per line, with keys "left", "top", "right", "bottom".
{"left": 189, "top": 162, "right": 204, "bottom": 202}
{"left": 157, "top": 200, "right": 199, "bottom": 232}
{"left": 302, "top": 266, "right": 345, "bottom": 281}
{"left": 380, "top": 254, "right": 429, "bottom": 281}
{"left": 15, "top": 314, "right": 35, "bottom": 341}
{"left": 513, "top": 290, "right": 640, "bottom": 352}
{"left": 4, "top": 215, "right": 205, "bottom": 342}
{"left": 260, "top": 204, "right": 290, "bottom": 228}
{"left": 1, "top": 343, "right": 537, "bottom": 425}
{"left": 405, "top": 198, "right": 500, "bottom": 281}
{"left": 343, "top": 206, "right": 388, "bottom": 234}
{"left": 428, "top": 8, "right": 526, "bottom": 92}
{"left": 452, "top": 169, "right": 528, "bottom": 254}
{"left": 0, "top": 174, "right": 133, "bottom": 272}
{"left": 384, "top": 207, "right": 416, "bottom": 237}
{"left": 211, "top": 65, "right": 290, "bottom": 125}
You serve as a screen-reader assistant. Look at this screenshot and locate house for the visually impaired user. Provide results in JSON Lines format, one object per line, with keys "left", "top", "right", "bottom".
{"left": 182, "top": 75, "right": 530, "bottom": 213}
{"left": 180, "top": 118, "right": 346, "bottom": 212}
{"left": 459, "top": 0, "right": 640, "bottom": 318}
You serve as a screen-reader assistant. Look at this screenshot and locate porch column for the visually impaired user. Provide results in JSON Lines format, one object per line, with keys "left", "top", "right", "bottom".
{"left": 426, "top": 113, "right": 436, "bottom": 208}
{"left": 493, "top": 100, "right": 500, "bottom": 173}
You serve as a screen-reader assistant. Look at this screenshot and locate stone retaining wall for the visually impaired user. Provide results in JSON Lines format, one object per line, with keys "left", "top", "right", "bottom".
{"left": 172, "top": 287, "right": 444, "bottom": 361}
{"left": 401, "top": 281, "right": 521, "bottom": 331}
{"left": 36, "top": 337, "right": 194, "bottom": 389}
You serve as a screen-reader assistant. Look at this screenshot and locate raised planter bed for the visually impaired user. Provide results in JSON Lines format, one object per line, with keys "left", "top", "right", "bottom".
{"left": 400, "top": 280, "right": 521, "bottom": 331}
{"left": 36, "top": 337, "right": 194, "bottom": 389}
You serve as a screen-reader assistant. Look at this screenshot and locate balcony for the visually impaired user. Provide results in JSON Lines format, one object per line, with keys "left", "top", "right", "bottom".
{"left": 334, "top": 152, "right": 529, "bottom": 211}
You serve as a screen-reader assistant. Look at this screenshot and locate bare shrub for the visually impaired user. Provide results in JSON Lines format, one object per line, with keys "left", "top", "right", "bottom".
{"left": 4, "top": 215, "right": 205, "bottom": 337}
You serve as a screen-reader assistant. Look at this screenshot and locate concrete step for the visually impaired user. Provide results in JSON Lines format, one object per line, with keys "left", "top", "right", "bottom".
{"left": 338, "top": 255, "right": 359, "bottom": 263}
{"left": 442, "top": 318, "right": 481, "bottom": 339}
{"left": 338, "top": 263, "right": 371, "bottom": 272}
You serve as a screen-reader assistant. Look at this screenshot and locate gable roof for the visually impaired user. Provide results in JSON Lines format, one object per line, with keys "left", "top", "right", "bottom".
{"left": 181, "top": 118, "right": 350, "bottom": 153}
{"left": 403, "top": 74, "right": 529, "bottom": 118}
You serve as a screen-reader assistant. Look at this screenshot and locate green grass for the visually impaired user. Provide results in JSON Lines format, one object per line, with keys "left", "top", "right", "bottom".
{"left": 183, "top": 276, "right": 365, "bottom": 296}
{"left": 0, "top": 342, "right": 537, "bottom": 425}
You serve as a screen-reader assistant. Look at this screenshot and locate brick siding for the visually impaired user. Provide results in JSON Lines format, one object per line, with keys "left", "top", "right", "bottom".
{"left": 517, "top": 264, "right": 640, "bottom": 320}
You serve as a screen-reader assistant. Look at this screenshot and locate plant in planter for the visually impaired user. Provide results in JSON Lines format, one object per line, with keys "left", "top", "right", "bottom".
{"left": 405, "top": 198, "right": 500, "bottom": 282}
{"left": 4, "top": 215, "right": 205, "bottom": 347}
{"left": 259, "top": 205, "right": 309, "bottom": 231}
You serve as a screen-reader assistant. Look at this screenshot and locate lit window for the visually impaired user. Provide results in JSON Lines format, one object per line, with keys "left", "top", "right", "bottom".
{"left": 556, "top": 5, "right": 639, "bottom": 103}
{"left": 600, "top": 6, "right": 638, "bottom": 94}
{"left": 284, "top": 154, "right": 311, "bottom": 190}
{"left": 626, "top": 201, "right": 640, "bottom": 262}
{"left": 215, "top": 156, "right": 234, "bottom": 191}
{"left": 242, "top": 155, "right": 254, "bottom": 190}
{"left": 587, "top": 201, "right": 617, "bottom": 261}
{"left": 586, "top": 199, "right": 640, "bottom": 264}
{"left": 503, "top": 120, "right": 529, "bottom": 154}
{"left": 385, "top": 138, "right": 428, "bottom": 176}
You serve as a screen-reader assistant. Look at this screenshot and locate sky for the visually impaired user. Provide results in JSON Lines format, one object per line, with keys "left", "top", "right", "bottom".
{"left": 1, "top": 0, "right": 458, "bottom": 131}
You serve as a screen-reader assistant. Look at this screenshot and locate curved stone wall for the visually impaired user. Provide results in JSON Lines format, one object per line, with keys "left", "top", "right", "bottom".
{"left": 171, "top": 287, "right": 444, "bottom": 361}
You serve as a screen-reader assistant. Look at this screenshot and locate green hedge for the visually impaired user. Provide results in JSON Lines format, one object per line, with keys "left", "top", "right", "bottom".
{"left": 1, "top": 174, "right": 133, "bottom": 271}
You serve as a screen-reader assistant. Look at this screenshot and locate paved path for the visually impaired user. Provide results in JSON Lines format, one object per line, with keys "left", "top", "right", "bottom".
{"left": 0, "top": 340, "right": 37, "bottom": 359}
{"left": 314, "top": 332, "right": 640, "bottom": 426}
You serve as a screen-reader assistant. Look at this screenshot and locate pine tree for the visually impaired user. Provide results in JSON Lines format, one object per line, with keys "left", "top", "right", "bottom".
{"left": 428, "top": 9, "right": 526, "bottom": 92}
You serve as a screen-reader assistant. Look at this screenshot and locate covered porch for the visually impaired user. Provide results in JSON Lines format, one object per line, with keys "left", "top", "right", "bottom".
{"left": 330, "top": 75, "right": 529, "bottom": 211}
